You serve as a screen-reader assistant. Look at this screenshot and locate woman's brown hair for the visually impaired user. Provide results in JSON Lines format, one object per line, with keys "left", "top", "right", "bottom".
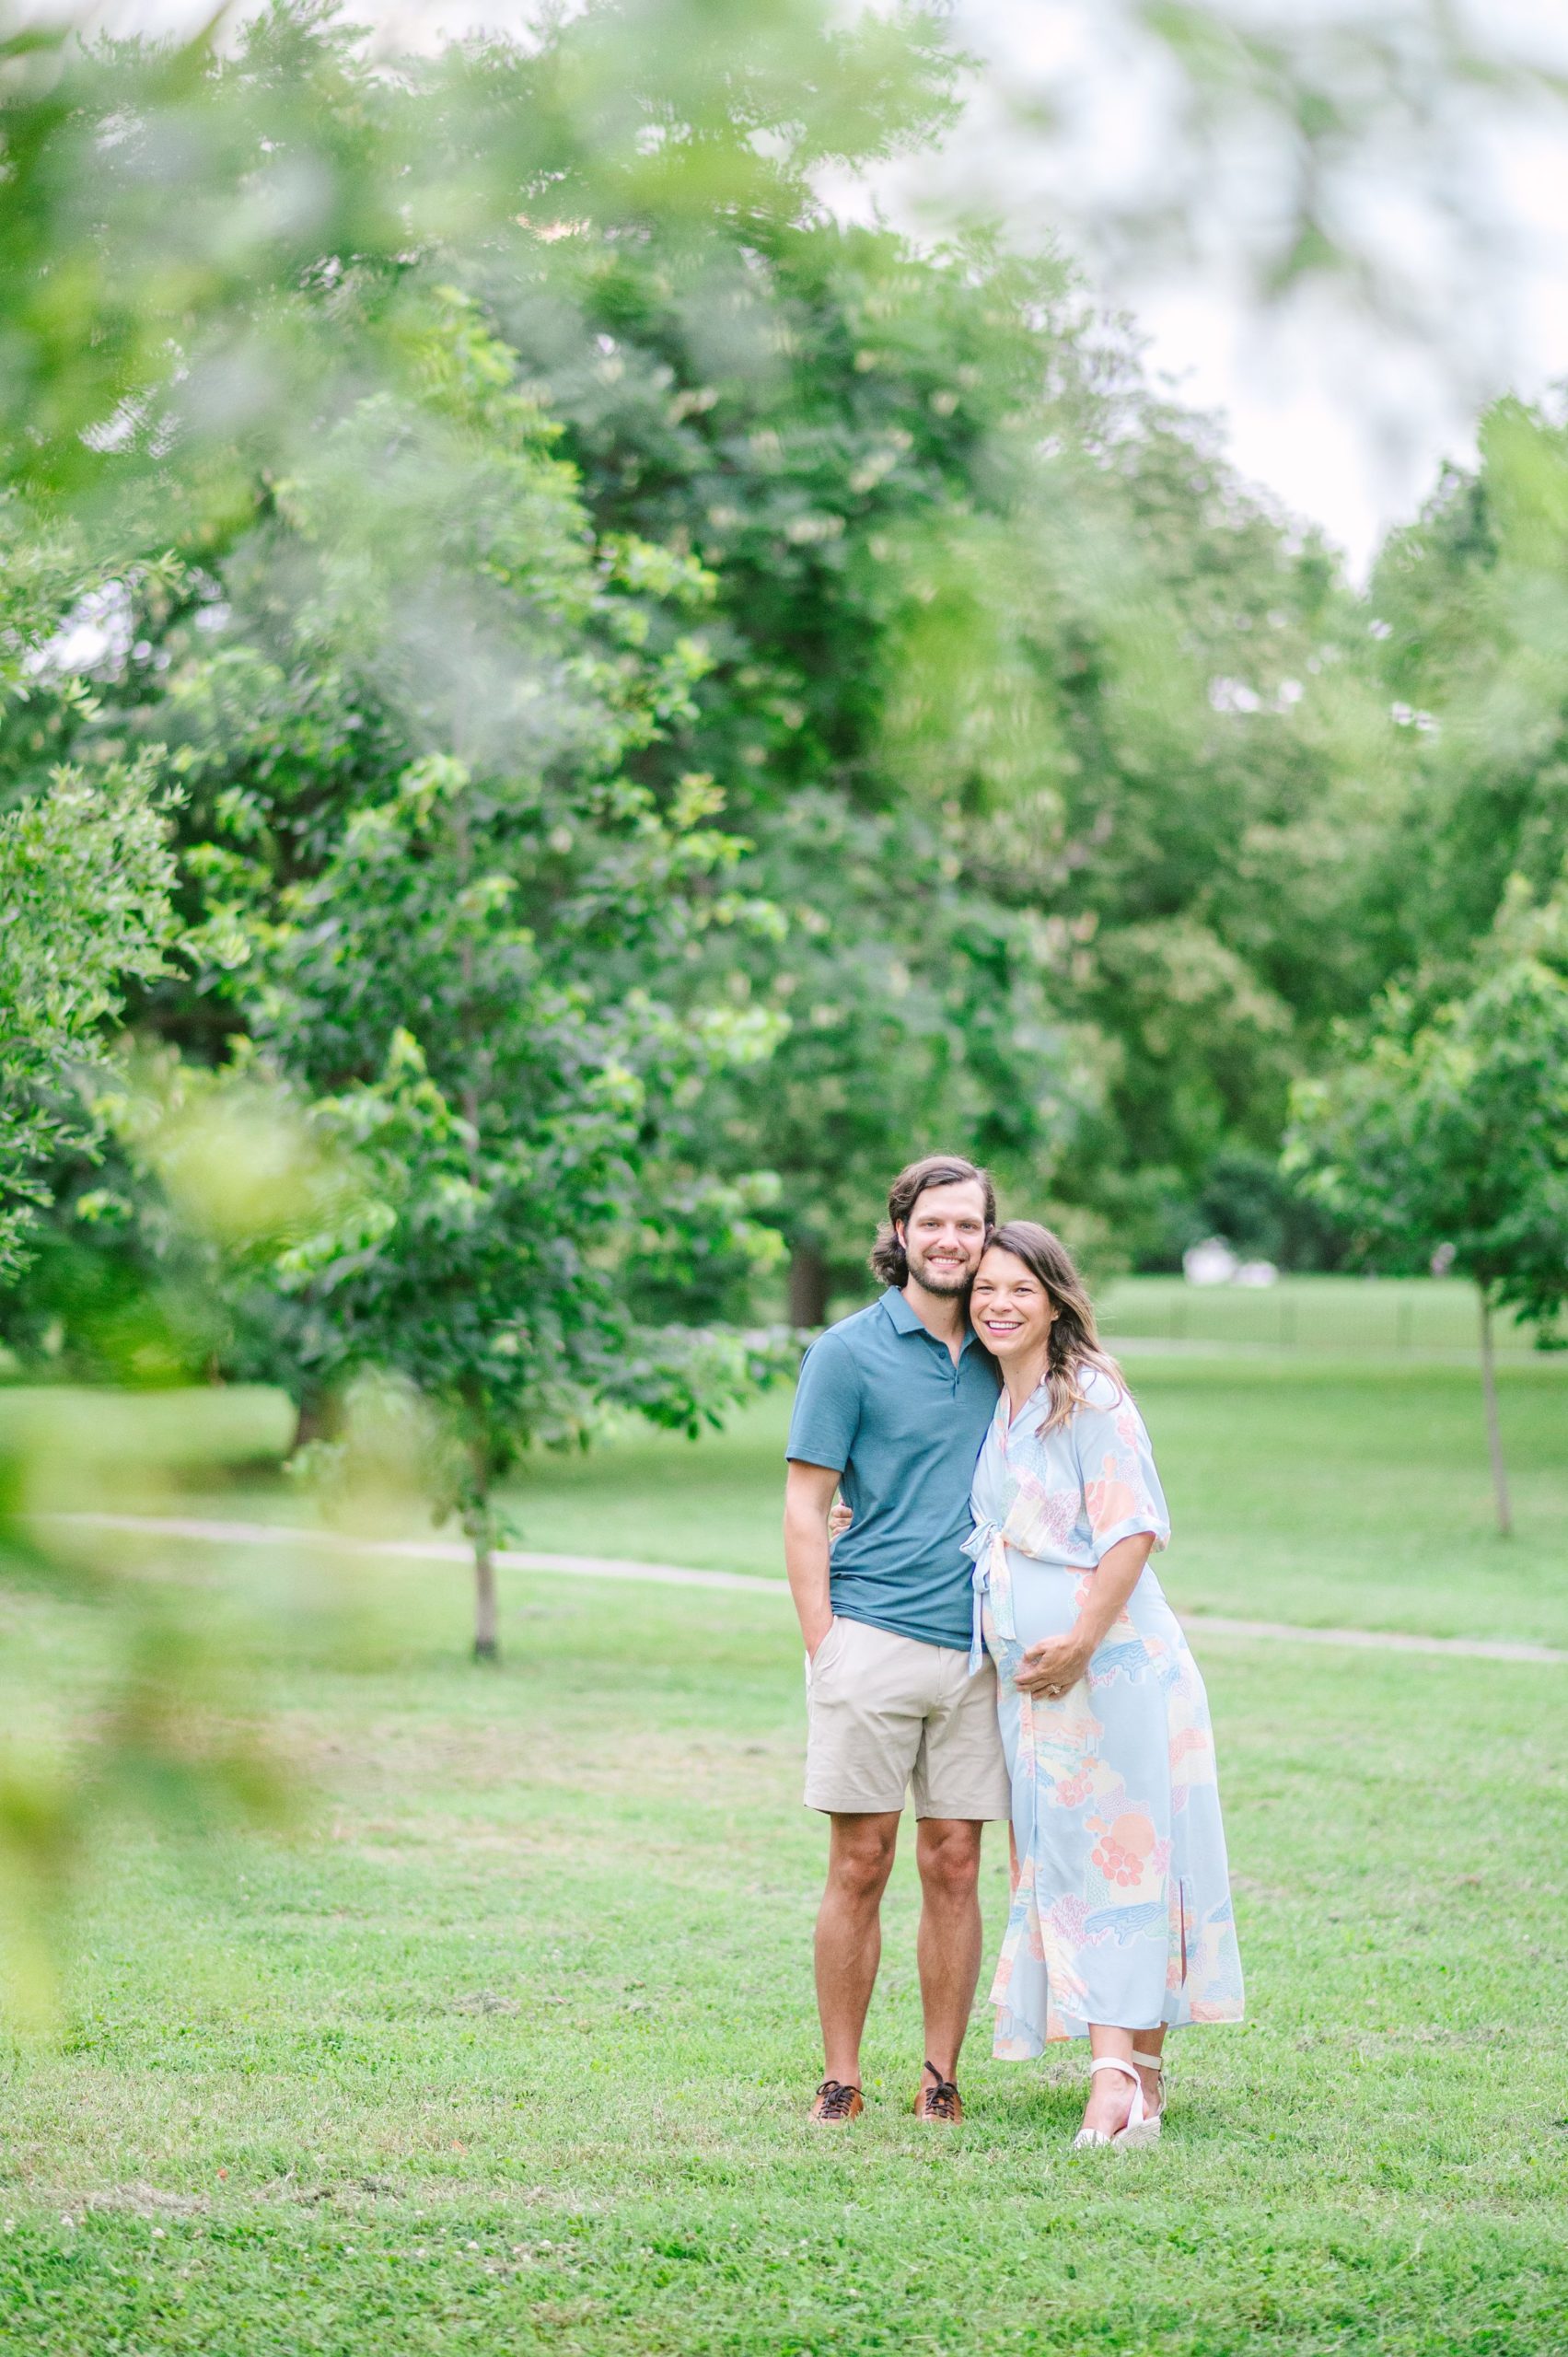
{"left": 981, "top": 1219, "right": 1126, "bottom": 1434}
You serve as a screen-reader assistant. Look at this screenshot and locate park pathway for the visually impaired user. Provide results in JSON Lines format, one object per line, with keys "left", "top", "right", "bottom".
{"left": 52, "top": 1511, "right": 1568, "bottom": 1666}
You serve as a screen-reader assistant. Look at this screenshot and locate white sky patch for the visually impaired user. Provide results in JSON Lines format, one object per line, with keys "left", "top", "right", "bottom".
{"left": 851, "top": 0, "right": 1568, "bottom": 575}
{"left": 24, "top": 580, "right": 134, "bottom": 679}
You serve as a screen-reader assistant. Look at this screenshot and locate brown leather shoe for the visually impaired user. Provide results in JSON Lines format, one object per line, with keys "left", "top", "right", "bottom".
{"left": 808, "top": 2078, "right": 864, "bottom": 2123}
{"left": 913, "top": 2060, "right": 962, "bottom": 2121}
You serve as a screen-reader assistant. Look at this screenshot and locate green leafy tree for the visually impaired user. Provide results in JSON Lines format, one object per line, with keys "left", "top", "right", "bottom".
{"left": 675, "top": 791, "right": 1086, "bottom": 1318}
{"left": 252, "top": 747, "right": 784, "bottom": 1656}
{"left": 463, "top": 168, "right": 1383, "bottom": 1278}
{"left": 203, "top": 295, "right": 786, "bottom": 1655}
{"left": 0, "top": 755, "right": 177, "bottom": 1278}
{"left": 1, "top": 0, "right": 1409, "bottom": 1306}
{"left": 4, "top": 216, "right": 797, "bottom": 1650}
{"left": 1369, "top": 400, "right": 1568, "bottom": 988}
{"left": 1285, "top": 883, "right": 1568, "bottom": 1534}
{"left": 0, "top": 1, "right": 981, "bottom": 1337}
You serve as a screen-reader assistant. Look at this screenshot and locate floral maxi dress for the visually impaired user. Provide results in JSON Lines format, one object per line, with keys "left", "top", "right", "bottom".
{"left": 964, "top": 1368, "right": 1245, "bottom": 2053}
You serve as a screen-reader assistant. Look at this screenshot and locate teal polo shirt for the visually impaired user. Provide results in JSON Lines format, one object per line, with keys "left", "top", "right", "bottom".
{"left": 785, "top": 1287, "right": 1000, "bottom": 1653}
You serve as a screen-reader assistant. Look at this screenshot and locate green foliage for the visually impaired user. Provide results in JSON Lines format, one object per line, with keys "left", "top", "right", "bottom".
{"left": 0, "top": 160, "right": 799, "bottom": 1515}
{"left": 1368, "top": 398, "right": 1568, "bottom": 986}
{"left": 1286, "top": 882, "right": 1568, "bottom": 1531}
{"left": 251, "top": 745, "right": 785, "bottom": 1506}
{"left": 0, "top": 754, "right": 178, "bottom": 1277}
{"left": 0, "top": 0, "right": 1562, "bottom": 1536}
{"left": 458, "top": 167, "right": 1381, "bottom": 1265}
{"left": 677, "top": 791, "right": 1086, "bottom": 1301}
{"left": 0, "top": 0, "right": 1425, "bottom": 1326}
{"left": 117, "top": 287, "right": 794, "bottom": 1613}
{"left": 1286, "top": 882, "right": 1568, "bottom": 1330}
{"left": 0, "top": 0, "right": 956, "bottom": 515}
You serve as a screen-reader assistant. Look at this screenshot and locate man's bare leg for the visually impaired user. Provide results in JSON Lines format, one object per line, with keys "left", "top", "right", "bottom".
{"left": 815, "top": 1810, "right": 900, "bottom": 2087}
{"left": 914, "top": 1816, "right": 985, "bottom": 2083}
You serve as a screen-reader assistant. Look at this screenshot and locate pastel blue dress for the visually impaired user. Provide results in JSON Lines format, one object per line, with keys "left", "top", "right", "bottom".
{"left": 965, "top": 1366, "right": 1244, "bottom": 2052}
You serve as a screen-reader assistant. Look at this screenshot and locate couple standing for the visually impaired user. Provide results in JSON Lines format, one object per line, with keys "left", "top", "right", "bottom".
{"left": 783, "top": 1155, "right": 1245, "bottom": 2149}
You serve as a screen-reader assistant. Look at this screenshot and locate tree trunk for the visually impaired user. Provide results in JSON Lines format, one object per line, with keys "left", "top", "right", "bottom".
{"left": 472, "top": 1529, "right": 499, "bottom": 1661}
{"left": 789, "top": 1240, "right": 830, "bottom": 1329}
{"left": 1477, "top": 1283, "right": 1513, "bottom": 1538}
{"left": 291, "top": 1386, "right": 343, "bottom": 1454}
{"left": 467, "top": 1432, "right": 500, "bottom": 1661}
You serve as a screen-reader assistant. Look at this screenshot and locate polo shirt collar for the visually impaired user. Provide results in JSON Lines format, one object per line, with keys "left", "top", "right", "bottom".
{"left": 880, "top": 1286, "right": 980, "bottom": 1353}
{"left": 881, "top": 1286, "right": 923, "bottom": 1333}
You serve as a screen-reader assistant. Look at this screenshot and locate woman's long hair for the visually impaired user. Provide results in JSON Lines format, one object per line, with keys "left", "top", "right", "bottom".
{"left": 982, "top": 1220, "right": 1126, "bottom": 1435}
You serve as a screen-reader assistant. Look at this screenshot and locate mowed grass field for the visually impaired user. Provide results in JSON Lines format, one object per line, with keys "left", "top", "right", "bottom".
{"left": 2, "top": 1348, "right": 1567, "bottom": 2354}
{"left": 495, "top": 1351, "right": 1568, "bottom": 1646}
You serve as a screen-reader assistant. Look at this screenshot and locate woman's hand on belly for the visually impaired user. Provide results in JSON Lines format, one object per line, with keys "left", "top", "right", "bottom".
{"left": 1015, "top": 1631, "right": 1095, "bottom": 1698}
{"left": 1016, "top": 1533, "right": 1156, "bottom": 1696}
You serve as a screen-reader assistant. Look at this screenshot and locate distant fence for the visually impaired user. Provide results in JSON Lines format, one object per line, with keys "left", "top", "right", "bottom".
{"left": 1096, "top": 1276, "right": 1537, "bottom": 1357}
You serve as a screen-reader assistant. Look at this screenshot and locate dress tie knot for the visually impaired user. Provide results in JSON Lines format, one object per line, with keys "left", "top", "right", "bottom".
{"left": 962, "top": 1520, "right": 1016, "bottom": 1676}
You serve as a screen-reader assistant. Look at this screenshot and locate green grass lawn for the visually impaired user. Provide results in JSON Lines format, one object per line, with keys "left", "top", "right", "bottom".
{"left": 810, "top": 1276, "right": 1541, "bottom": 1358}
{"left": 1094, "top": 1274, "right": 1540, "bottom": 1357}
{"left": 3, "top": 1353, "right": 1567, "bottom": 2353}
{"left": 3, "top": 1561, "right": 1567, "bottom": 2354}
{"left": 479, "top": 1352, "right": 1568, "bottom": 1646}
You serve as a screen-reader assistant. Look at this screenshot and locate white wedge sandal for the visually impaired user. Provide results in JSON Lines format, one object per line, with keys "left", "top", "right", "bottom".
{"left": 1072, "top": 2055, "right": 1163, "bottom": 2151}
{"left": 1132, "top": 2047, "right": 1166, "bottom": 2133}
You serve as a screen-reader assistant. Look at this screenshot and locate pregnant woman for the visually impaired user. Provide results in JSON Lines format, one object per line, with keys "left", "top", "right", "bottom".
{"left": 965, "top": 1222, "right": 1244, "bottom": 2149}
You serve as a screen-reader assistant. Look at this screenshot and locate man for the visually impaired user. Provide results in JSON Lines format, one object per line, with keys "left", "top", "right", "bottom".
{"left": 784, "top": 1155, "right": 1010, "bottom": 2125}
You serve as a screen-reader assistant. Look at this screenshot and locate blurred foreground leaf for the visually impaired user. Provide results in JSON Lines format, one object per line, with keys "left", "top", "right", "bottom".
{"left": 0, "top": 1380, "right": 300, "bottom": 2033}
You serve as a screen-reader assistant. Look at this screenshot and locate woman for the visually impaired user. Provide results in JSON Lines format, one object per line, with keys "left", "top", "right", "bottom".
{"left": 965, "top": 1222, "right": 1243, "bottom": 2148}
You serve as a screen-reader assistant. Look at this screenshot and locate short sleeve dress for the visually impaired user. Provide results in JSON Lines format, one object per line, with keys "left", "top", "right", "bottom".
{"left": 964, "top": 1366, "right": 1245, "bottom": 2053}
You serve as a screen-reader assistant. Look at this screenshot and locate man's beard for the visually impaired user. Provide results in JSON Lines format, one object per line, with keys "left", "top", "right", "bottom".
{"left": 908, "top": 1250, "right": 973, "bottom": 1297}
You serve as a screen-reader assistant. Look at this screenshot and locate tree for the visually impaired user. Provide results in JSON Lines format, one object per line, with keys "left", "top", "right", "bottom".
{"left": 0, "top": 754, "right": 178, "bottom": 1278}
{"left": 1368, "top": 400, "right": 1568, "bottom": 993}
{"left": 1, "top": 2, "right": 995, "bottom": 1343}
{"left": 464, "top": 168, "right": 1385, "bottom": 1279}
{"left": 1285, "top": 883, "right": 1568, "bottom": 1535}
{"left": 0, "top": 0, "right": 1414, "bottom": 1311}
{"left": 251, "top": 747, "right": 784, "bottom": 1656}
{"left": 3, "top": 207, "right": 798, "bottom": 1652}
{"left": 670, "top": 790, "right": 1086, "bottom": 1319}
{"left": 217, "top": 296, "right": 787, "bottom": 1656}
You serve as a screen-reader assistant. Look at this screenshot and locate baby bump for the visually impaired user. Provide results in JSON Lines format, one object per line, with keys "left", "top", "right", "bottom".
{"left": 1004, "top": 1559, "right": 1090, "bottom": 1649}
{"left": 998, "top": 1558, "right": 1189, "bottom": 1683}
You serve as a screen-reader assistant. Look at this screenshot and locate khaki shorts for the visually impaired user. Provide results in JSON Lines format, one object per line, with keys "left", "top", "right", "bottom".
{"left": 804, "top": 1616, "right": 1012, "bottom": 1820}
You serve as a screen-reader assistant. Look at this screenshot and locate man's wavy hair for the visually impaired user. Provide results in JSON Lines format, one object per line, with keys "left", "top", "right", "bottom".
{"left": 870, "top": 1155, "right": 997, "bottom": 1288}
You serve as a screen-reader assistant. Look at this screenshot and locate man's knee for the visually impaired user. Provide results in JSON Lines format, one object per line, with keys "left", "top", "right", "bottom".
{"left": 917, "top": 1818, "right": 983, "bottom": 1902}
{"left": 828, "top": 1815, "right": 899, "bottom": 1903}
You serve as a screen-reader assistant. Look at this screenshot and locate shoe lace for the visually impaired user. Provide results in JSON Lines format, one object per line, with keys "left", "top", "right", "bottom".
{"left": 921, "top": 2062, "right": 960, "bottom": 2120}
{"left": 815, "top": 2079, "right": 860, "bottom": 2120}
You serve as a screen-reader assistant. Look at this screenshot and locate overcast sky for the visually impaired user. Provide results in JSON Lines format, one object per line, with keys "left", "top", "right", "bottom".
{"left": 18, "top": 0, "right": 1568, "bottom": 573}
{"left": 850, "top": 1, "right": 1568, "bottom": 575}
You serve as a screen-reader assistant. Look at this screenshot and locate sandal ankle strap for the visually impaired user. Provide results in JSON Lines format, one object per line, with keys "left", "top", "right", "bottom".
{"left": 1087, "top": 2056, "right": 1141, "bottom": 2084}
